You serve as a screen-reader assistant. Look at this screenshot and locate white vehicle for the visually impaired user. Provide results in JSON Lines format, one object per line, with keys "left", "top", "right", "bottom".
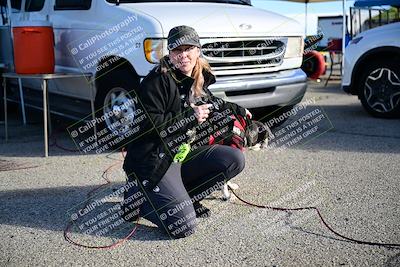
{"left": 342, "top": 22, "right": 400, "bottom": 118}
{"left": 1, "top": 0, "right": 306, "bottom": 136}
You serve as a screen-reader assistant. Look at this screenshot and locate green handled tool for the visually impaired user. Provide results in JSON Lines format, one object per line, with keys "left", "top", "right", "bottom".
{"left": 173, "top": 143, "right": 191, "bottom": 163}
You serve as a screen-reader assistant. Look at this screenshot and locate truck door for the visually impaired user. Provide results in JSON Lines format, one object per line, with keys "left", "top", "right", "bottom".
{"left": 7, "top": 0, "right": 24, "bottom": 21}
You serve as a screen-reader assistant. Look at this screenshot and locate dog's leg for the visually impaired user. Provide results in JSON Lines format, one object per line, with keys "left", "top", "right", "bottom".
{"left": 222, "top": 183, "right": 231, "bottom": 201}
{"left": 261, "top": 124, "right": 272, "bottom": 149}
{"left": 222, "top": 181, "right": 239, "bottom": 201}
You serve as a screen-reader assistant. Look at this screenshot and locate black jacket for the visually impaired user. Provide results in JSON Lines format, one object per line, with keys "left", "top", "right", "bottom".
{"left": 123, "top": 58, "right": 246, "bottom": 189}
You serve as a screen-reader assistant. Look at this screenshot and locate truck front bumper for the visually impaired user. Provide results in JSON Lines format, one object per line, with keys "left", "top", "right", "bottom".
{"left": 209, "top": 68, "right": 307, "bottom": 108}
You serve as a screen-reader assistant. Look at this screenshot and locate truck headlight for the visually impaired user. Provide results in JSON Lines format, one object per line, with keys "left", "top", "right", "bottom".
{"left": 144, "top": 39, "right": 167, "bottom": 63}
{"left": 284, "top": 37, "right": 304, "bottom": 58}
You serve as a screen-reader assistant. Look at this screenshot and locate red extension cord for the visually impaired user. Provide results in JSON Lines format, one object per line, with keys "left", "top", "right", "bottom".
{"left": 63, "top": 148, "right": 141, "bottom": 249}
{"left": 228, "top": 185, "right": 400, "bottom": 248}
{"left": 41, "top": 129, "right": 399, "bottom": 249}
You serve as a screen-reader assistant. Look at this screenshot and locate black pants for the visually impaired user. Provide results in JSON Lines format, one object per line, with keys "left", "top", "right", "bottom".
{"left": 122, "top": 145, "right": 245, "bottom": 239}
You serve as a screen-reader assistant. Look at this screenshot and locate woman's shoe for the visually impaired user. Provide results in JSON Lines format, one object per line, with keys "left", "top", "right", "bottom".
{"left": 193, "top": 201, "right": 211, "bottom": 218}
{"left": 120, "top": 204, "right": 141, "bottom": 222}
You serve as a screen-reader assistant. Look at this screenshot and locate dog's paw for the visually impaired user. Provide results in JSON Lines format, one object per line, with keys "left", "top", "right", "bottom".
{"left": 248, "top": 143, "right": 261, "bottom": 151}
{"left": 222, "top": 182, "right": 239, "bottom": 201}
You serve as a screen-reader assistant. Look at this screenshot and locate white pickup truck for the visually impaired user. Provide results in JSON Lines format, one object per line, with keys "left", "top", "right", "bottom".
{"left": 1, "top": 0, "right": 306, "bottom": 135}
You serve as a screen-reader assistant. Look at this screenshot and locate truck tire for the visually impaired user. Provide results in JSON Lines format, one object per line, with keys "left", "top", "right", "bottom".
{"left": 358, "top": 58, "right": 400, "bottom": 118}
{"left": 95, "top": 66, "right": 140, "bottom": 150}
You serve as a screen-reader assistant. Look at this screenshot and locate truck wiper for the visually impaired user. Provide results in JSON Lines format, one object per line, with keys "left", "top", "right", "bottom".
{"left": 187, "top": 0, "right": 251, "bottom": 5}
{"left": 219, "top": 0, "right": 251, "bottom": 5}
{"left": 108, "top": 0, "right": 251, "bottom": 5}
{"left": 236, "top": 0, "right": 251, "bottom": 5}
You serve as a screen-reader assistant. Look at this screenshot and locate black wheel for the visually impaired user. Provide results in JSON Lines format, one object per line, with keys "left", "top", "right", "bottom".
{"left": 95, "top": 66, "right": 140, "bottom": 149}
{"left": 358, "top": 57, "right": 400, "bottom": 118}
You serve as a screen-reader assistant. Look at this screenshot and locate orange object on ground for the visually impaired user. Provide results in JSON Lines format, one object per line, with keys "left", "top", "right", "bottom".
{"left": 12, "top": 21, "right": 55, "bottom": 74}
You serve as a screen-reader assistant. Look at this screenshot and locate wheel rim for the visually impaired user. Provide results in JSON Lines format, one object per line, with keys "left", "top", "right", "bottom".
{"left": 364, "top": 68, "right": 400, "bottom": 113}
{"left": 103, "top": 87, "right": 136, "bottom": 136}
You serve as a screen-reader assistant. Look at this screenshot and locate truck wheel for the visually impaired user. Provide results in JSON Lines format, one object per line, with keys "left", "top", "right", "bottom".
{"left": 358, "top": 58, "right": 400, "bottom": 118}
{"left": 95, "top": 67, "right": 140, "bottom": 149}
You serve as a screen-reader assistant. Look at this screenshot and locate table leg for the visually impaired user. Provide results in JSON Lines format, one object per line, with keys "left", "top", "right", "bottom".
{"left": 90, "top": 81, "right": 97, "bottom": 142}
{"left": 325, "top": 52, "right": 334, "bottom": 87}
{"left": 42, "top": 79, "right": 48, "bottom": 157}
{"left": 47, "top": 81, "right": 52, "bottom": 135}
{"left": 3, "top": 77, "right": 7, "bottom": 142}
{"left": 18, "top": 78, "right": 27, "bottom": 125}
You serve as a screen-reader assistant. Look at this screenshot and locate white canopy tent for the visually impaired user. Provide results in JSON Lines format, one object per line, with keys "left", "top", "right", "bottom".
{"left": 280, "top": 0, "right": 348, "bottom": 67}
{"left": 283, "top": 0, "right": 347, "bottom": 34}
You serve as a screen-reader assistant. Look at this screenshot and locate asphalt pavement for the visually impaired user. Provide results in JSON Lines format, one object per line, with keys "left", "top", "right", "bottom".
{"left": 0, "top": 79, "right": 399, "bottom": 267}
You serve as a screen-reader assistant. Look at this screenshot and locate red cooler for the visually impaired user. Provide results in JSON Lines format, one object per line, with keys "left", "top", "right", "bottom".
{"left": 328, "top": 38, "right": 343, "bottom": 51}
{"left": 12, "top": 21, "right": 55, "bottom": 74}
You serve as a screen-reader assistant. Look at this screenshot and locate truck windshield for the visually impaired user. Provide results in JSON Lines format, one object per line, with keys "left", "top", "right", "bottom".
{"left": 106, "top": 0, "right": 251, "bottom": 5}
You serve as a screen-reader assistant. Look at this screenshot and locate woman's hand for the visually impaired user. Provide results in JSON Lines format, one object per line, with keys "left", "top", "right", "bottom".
{"left": 190, "top": 103, "right": 212, "bottom": 124}
{"left": 245, "top": 108, "right": 253, "bottom": 119}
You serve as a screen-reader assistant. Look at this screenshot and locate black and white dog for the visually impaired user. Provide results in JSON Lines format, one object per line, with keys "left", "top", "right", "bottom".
{"left": 222, "top": 120, "right": 272, "bottom": 200}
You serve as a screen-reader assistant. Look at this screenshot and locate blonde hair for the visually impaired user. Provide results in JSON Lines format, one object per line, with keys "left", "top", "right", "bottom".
{"left": 159, "top": 55, "right": 212, "bottom": 97}
{"left": 191, "top": 57, "right": 212, "bottom": 97}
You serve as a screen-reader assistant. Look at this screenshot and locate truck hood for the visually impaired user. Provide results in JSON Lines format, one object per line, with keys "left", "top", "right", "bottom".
{"left": 122, "top": 2, "right": 303, "bottom": 37}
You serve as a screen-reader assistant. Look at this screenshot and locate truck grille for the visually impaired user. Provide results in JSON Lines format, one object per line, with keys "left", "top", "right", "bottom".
{"left": 201, "top": 38, "right": 286, "bottom": 71}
